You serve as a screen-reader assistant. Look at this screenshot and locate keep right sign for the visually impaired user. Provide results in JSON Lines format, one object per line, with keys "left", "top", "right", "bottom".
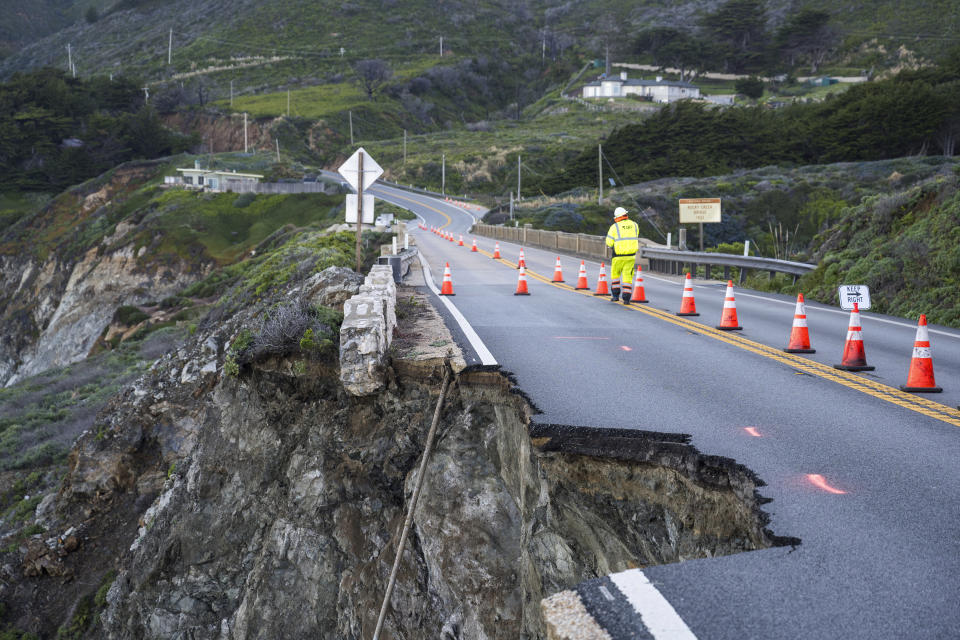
{"left": 838, "top": 284, "right": 871, "bottom": 310}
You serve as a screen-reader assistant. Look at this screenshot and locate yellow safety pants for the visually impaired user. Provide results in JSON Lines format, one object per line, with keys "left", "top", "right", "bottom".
{"left": 610, "top": 255, "right": 636, "bottom": 296}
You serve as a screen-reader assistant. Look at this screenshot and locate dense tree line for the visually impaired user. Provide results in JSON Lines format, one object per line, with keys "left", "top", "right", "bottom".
{"left": 0, "top": 68, "right": 196, "bottom": 192}
{"left": 633, "top": 0, "right": 837, "bottom": 76}
{"left": 535, "top": 57, "right": 960, "bottom": 195}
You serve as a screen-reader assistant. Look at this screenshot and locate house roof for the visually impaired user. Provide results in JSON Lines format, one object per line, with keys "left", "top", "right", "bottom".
{"left": 176, "top": 168, "right": 264, "bottom": 179}
{"left": 584, "top": 78, "right": 699, "bottom": 89}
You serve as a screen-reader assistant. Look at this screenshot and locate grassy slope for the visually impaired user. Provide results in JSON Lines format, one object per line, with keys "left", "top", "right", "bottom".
{"left": 0, "top": 155, "right": 347, "bottom": 267}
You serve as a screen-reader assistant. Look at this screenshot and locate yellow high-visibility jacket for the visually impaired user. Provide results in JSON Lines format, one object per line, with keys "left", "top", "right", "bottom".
{"left": 605, "top": 217, "right": 639, "bottom": 256}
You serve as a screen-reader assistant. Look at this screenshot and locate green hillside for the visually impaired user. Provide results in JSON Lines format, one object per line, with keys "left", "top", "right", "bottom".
{"left": 798, "top": 171, "right": 960, "bottom": 327}
{"left": 1, "top": 0, "right": 957, "bottom": 123}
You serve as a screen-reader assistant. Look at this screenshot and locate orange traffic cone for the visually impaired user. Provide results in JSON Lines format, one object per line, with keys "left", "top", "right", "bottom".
{"left": 448, "top": 232, "right": 455, "bottom": 243}
{"left": 900, "top": 315, "right": 942, "bottom": 392}
{"left": 716, "top": 280, "right": 743, "bottom": 330}
{"left": 629, "top": 266, "right": 648, "bottom": 303}
{"left": 575, "top": 261, "right": 589, "bottom": 290}
{"left": 677, "top": 273, "right": 699, "bottom": 316}
{"left": 784, "top": 293, "right": 815, "bottom": 353}
{"left": 517, "top": 248, "right": 526, "bottom": 269}
{"left": 552, "top": 257, "right": 564, "bottom": 282}
{"left": 458, "top": 234, "right": 464, "bottom": 246}
{"left": 470, "top": 239, "right": 478, "bottom": 252}
{"left": 514, "top": 266, "right": 531, "bottom": 295}
{"left": 593, "top": 263, "right": 610, "bottom": 296}
{"left": 439, "top": 262, "right": 455, "bottom": 296}
{"left": 834, "top": 303, "right": 874, "bottom": 371}
{"left": 492, "top": 242, "right": 501, "bottom": 259}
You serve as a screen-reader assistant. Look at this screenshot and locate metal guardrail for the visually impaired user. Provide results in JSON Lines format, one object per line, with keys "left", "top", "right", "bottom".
{"left": 641, "top": 247, "right": 816, "bottom": 284}
{"left": 472, "top": 223, "right": 816, "bottom": 283}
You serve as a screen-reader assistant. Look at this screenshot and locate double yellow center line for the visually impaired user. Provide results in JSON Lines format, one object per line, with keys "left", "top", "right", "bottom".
{"left": 493, "top": 253, "right": 960, "bottom": 428}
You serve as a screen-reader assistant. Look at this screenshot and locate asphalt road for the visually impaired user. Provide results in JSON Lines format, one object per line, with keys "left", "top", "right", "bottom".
{"left": 367, "top": 182, "right": 960, "bottom": 640}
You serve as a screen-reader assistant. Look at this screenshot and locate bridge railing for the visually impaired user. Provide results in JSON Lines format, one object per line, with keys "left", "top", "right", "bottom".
{"left": 472, "top": 223, "right": 613, "bottom": 261}
{"left": 472, "top": 223, "right": 816, "bottom": 282}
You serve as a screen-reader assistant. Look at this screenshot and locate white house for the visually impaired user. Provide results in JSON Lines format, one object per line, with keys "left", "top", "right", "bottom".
{"left": 167, "top": 161, "right": 264, "bottom": 192}
{"left": 582, "top": 72, "right": 700, "bottom": 103}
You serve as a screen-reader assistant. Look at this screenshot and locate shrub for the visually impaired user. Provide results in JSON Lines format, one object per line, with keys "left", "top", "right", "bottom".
{"left": 233, "top": 192, "right": 256, "bottom": 208}
{"left": 113, "top": 305, "right": 149, "bottom": 326}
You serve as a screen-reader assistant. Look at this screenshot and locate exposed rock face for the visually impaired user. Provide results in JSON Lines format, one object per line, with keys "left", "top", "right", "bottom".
{"left": 7, "top": 245, "right": 197, "bottom": 386}
{"left": 91, "top": 364, "right": 778, "bottom": 640}
{"left": 0, "top": 160, "right": 207, "bottom": 387}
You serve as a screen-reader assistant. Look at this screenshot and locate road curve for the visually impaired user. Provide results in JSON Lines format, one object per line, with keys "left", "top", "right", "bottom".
{"left": 368, "top": 182, "right": 960, "bottom": 640}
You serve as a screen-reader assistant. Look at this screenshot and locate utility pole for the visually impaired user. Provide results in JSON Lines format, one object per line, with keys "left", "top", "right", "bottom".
{"left": 510, "top": 192, "right": 514, "bottom": 220}
{"left": 403, "top": 129, "right": 407, "bottom": 165}
{"left": 598, "top": 144, "right": 603, "bottom": 205}
{"left": 168, "top": 28, "right": 172, "bottom": 65}
{"left": 517, "top": 155, "right": 521, "bottom": 202}
{"left": 349, "top": 111, "right": 354, "bottom": 145}
{"left": 439, "top": 36, "right": 443, "bottom": 57}
{"left": 275, "top": 139, "right": 280, "bottom": 163}
{"left": 66, "top": 44, "right": 72, "bottom": 75}
{"left": 142, "top": 86, "right": 149, "bottom": 102}
{"left": 243, "top": 113, "right": 248, "bottom": 153}
{"left": 355, "top": 150, "right": 364, "bottom": 273}
{"left": 230, "top": 80, "right": 233, "bottom": 107}
{"left": 542, "top": 37, "right": 546, "bottom": 63}
{"left": 441, "top": 154, "right": 445, "bottom": 196}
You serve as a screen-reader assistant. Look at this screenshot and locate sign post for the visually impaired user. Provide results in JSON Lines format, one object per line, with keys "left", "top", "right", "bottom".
{"left": 679, "top": 198, "right": 721, "bottom": 252}
{"left": 837, "top": 285, "right": 871, "bottom": 310}
{"left": 338, "top": 147, "right": 384, "bottom": 273}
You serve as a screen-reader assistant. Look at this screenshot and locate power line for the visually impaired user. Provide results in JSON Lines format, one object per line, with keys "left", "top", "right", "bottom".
{"left": 600, "top": 148, "right": 668, "bottom": 242}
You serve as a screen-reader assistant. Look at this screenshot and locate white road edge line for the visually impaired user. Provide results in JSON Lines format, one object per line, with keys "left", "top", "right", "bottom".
{"left": 416, "top": 251, "right": 498, "bottom": 366}
{"left": 610, "top": 570, "right": 698, "bottom": 640}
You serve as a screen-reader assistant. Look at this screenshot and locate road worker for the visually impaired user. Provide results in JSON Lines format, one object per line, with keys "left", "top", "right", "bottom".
{"left": 604, "top": 206, "right": 639, "bottom": 303}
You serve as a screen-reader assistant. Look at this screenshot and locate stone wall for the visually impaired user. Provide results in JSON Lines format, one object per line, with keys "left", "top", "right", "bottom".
{"left": 339, "top": 264, "right": 398, "bottom": 396}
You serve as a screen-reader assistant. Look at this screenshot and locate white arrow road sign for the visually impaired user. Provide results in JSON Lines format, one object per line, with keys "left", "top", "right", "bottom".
{"left": 838, "top": 284, "right": 871, "bottom": 310}
{"left": 337, "top": 147, "right": 383, "bottom": 192}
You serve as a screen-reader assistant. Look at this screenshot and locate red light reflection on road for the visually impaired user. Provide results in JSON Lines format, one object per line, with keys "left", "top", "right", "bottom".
{"left": 620, "top": 346, "right": 632, "bottom": 351}
{"left": 807, "top": 474, "right": 847, "bottom": 494}
{"left": 744, "top": 427, "right": 761, "bottom": 437}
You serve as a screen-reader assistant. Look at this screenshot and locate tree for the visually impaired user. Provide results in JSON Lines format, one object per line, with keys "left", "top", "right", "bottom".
{"left": 774, "top": 9, "right": 837, "bottom": 73}
{"left": 635, "top": 27, "right": 710, "bottom": 81}
{"left": 735, "top": 76, "right": 765, "bottom": 99}
{"left": 702, "top": 0, "right": 769, "bottom": 73}
{"left": 85, "top": 6, "right": 99, "bottom": 23}
{"left": 353, "top": 59, "right": 392, "bottom": 100}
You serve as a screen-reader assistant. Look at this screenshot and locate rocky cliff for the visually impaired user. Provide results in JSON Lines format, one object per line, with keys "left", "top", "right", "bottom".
{"left": 0, "top": 159, "right": 207, "bottom": 387}
{"left": 1, "top": 255, "right": 791, "bottom": 638}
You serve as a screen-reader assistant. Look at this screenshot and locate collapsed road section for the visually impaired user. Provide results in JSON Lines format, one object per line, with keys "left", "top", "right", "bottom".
{"left": 0, "top": 243, "right": 793, "bottom": 639}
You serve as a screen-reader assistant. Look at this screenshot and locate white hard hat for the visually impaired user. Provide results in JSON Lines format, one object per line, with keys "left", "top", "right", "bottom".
{"left": 614, "top": 206, "right": 628, "bottom": 217}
